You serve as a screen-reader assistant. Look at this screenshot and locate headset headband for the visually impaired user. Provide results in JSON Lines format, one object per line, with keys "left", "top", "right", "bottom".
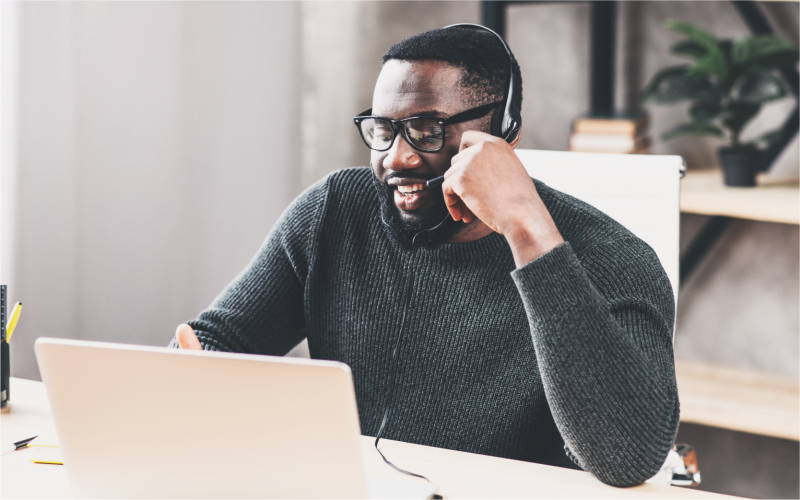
{"left": 443, "top": 23, "right": 520, "bottom": 142}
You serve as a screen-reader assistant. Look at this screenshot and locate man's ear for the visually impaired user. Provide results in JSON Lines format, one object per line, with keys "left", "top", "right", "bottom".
{"left": 510, "top": 126, "right": 522, "bottom": 149}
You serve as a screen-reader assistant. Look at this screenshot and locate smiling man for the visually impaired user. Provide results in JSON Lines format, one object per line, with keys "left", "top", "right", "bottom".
{"left": 172, "top": 27, "right": 679, "bottom": 487}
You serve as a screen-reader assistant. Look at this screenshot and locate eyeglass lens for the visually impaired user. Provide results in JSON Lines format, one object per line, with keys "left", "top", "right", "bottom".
{"left": 359, "top": 118, "right": 444, "bottom": 152}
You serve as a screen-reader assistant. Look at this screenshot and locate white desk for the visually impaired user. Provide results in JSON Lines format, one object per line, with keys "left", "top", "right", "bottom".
{"left": 2, "top": 378, "right": 70, "bottom": 499}
{"left": 2, "top": 377, "right": 735, "bottom": 499}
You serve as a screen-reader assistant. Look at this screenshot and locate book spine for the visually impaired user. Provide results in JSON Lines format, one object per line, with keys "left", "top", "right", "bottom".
{"left": 569, "top": 135, "right": 650, "bottom": 154}
{"left": 574, "top": 122, "right": 637, "bottom": 135}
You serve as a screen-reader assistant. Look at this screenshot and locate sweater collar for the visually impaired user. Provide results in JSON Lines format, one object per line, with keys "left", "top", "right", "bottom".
{"left": 417, "top": 230, "right": 511, "bottom": 262}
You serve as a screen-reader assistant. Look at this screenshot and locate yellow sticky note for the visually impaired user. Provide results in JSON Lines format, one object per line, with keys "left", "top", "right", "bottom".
{"left": 29, "top": 428, "right": 63, "bottom": 465}
{"left": 30, "top": 447, "right": 63, "bottom": 465}
{"left": 28, "top": 428, "right": 59, "bottom": 447}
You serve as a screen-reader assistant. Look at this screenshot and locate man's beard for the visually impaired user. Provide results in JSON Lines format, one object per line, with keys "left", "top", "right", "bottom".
{"left": 371, "top": 172, "right": 460, "bottom": 249}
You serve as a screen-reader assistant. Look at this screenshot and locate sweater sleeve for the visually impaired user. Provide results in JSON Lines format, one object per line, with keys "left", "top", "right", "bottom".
{"left": 510, "top": 240, "right": 679, "bottom": 487}
{"left": 168, "top": 176, "right": 329, "bottom": 354}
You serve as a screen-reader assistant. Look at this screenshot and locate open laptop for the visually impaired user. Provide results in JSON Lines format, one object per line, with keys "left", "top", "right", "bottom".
{"left": 34, "top": 338, "right": 439, "bottom": 499}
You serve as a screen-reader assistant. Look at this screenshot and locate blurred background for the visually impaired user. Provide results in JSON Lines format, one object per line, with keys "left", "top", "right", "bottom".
{"left": 1, "top": 1, "right": 798, "bottom": 498}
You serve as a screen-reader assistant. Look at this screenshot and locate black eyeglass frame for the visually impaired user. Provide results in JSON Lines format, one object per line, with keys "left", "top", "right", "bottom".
{"left": 353, "top": 101, "right": 502, "bottom": 153}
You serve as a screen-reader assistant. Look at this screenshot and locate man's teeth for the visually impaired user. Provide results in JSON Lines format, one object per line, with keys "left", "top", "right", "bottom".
{"left": 397, "top": 184, "right": 425, "bottom": 195}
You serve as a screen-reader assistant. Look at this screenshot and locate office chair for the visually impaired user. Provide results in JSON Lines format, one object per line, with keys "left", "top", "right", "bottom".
{"left": 516, "top": 148, "right": 682, "bottom": 303}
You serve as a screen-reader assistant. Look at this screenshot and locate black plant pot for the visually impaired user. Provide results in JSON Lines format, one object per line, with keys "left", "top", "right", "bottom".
{"left": 717, "top": 147, "right": 761, "bottom": 187}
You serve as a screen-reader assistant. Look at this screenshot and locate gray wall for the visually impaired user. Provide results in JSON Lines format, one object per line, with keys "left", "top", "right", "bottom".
{"left": 2, "top": 1, "right": 303, "bottom": 380}
{"left": 301, "top": 1, "right": 480, "bottom": 185}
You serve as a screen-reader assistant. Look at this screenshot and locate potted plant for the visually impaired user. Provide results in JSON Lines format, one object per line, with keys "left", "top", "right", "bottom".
{"left": 642, "top": 20, "right": 799, "bottom": 187}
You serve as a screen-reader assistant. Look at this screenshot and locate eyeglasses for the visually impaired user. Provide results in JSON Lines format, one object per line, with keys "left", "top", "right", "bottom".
{"left": 353, "top": 101, "right": 501, "bottom": 153}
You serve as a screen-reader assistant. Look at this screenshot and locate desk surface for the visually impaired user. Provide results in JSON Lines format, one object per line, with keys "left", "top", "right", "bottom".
{"left": 680, "top": 170, "right": 799, "bottom": 225}
{"left": 2, "top": 377, "right": 733, "bottom": 499}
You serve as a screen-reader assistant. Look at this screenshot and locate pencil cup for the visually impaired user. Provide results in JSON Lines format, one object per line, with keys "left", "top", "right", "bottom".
{"left": 1, "top": 284, "right": 7, "bottom": 407}
{"left": 1, "top": 338, "right": 8, "bottom": 407}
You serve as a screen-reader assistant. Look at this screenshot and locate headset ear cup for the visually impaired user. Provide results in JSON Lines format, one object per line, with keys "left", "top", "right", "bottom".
{"left": 505, "top": 125, "right": 519, "bottom": 144}
{"left": 490, "top": 105, "right": 505, "bottom": 138}
{"left": 505, "top": 103, "right": 522, "bottom": 143}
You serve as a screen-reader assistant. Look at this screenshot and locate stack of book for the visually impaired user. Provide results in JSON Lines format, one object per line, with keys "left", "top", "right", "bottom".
{"left": 569, "top": 115, "right": 650, "bottom": 154}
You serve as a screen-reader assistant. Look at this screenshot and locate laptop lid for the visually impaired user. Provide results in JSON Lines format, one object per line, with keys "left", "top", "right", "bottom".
{"left": 35, "top": 338, "right": 369, "bottom": 498}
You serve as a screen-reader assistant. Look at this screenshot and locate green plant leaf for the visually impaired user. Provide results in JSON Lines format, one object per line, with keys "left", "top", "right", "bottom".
{"left": 733, "top": 36, "right": 799, "bottom": 66}
{"left": 665, "top": 20, "right": 727, "bottom": 79}
{"left": 692, "top": 53, "right": 729, "bottom": 80}
{"left": 641, "top": 66, "right": 714, "bottom": 103}
{"left": 689, "top": 98, "right": 723, "bottom": 121}
{"left": 721, "top": 101, "right": 762, "bottom": 135}
{"left": 662, "top": 122, "right": 725, "bottom": 141}
{"left": 671, "top": 40, "right": 707, "bottom": 60}
{"left": 741, "top": 129, "right": 784, "bottom": 148}
{"left": 755, "top": 52, "right": 800, "bottom": 70}
{"left": 737, "top": 72, "right": 787, "bottom": 103}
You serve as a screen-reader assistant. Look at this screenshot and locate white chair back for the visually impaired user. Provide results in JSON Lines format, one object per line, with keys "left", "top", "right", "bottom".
{"left": 515, "top": 149, "right": 683, "bottom": 303}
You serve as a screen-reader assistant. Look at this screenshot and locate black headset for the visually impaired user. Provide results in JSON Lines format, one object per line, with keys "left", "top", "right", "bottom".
{"left": 444, "top": 23, "right": 521, "bottom": 144}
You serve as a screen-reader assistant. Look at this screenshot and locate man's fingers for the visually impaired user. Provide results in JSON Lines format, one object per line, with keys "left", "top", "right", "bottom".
{"left": 461, "top": 206, "right": 476, "bottom": 223}
{"left": 176, "top": 323, "right": 201, "bottom": 350}
{"left": 446, "top": 199, "right": 463, "bottom": 221}
{"left": 458, "top": 130, "right": 492, "bottom": 153}
{"left": 451, "top": 144, "right": 477, "bottom": 169}
{"left": 443, "top": 179, "right": 464, "bottom": 221}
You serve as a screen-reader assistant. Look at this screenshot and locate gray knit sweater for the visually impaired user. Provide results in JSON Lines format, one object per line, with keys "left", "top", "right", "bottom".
{"left": 176, "top": 167, "right": 679, "bottom": 487}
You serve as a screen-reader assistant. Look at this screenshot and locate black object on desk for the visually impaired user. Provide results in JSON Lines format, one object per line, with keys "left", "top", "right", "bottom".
{"left": 2, "top": 284, "right": 8, "bottom": 408}
{"left": 1, "top": 435, "right": 37, "bottom": 455}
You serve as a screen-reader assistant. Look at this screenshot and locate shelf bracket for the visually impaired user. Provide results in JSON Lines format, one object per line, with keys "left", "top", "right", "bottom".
{"left": 680, "top": 216, "right": 733, "bottom": 286}
{"left": 481, "top": 1, "right": 508, "bottom": 38}
{"left": 590, "top": 1, "right": 616, "bottom": 117}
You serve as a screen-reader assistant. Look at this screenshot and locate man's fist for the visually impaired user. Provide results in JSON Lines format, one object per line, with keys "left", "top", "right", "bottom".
{"left": 442, "top": 131, "right": 564, "bottom": 268}
{"left": 444, "top": 131, "right": 537, "bottom": 232}
{"left": 176, "top": 323, "right": 202, "bottom": 350}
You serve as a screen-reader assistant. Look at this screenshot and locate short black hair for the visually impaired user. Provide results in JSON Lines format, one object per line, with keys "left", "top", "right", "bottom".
{"left": 382, "top": 27, "right": 523, "bottom": 115}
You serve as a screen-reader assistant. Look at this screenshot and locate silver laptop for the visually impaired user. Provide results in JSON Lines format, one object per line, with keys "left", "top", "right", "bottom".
{"left": 35, "top": 338, "right": 439, "bottom": 499}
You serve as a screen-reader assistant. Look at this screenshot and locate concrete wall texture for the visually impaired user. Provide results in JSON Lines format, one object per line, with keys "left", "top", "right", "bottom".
{"left": 301, "top": 1, "right": 481, "bottom": 185}
{"left": 3, "top": 1, "right": 798, "bottom": 380}
{"left": 2, "top": 1, "right": 303, "bottom": 380}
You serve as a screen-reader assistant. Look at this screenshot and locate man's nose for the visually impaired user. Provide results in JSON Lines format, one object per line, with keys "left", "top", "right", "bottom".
{"left": 384, "top": 133, "right": 422, "bottom": 172}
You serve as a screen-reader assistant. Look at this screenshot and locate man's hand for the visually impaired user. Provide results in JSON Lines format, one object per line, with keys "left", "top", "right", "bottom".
{"left": 176, "top": 323, "right": 202, "bottom": 350}
{"left": 443, "top": 131, "right": 564, "bottom": 267}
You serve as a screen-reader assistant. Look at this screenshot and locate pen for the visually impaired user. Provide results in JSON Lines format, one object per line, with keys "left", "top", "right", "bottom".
{"left": 1, "top": 435, "right": 37, "bottom": 455}
{"left": 5, "top": 302, "right": 21, "bottom": 342}
{"left": 426, "top": 176, "right": 444, "bottom": 188}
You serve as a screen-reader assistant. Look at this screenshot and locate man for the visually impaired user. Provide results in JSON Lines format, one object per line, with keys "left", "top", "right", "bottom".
{"left": 172, "top": 27, "right": 679, "bottom": 487}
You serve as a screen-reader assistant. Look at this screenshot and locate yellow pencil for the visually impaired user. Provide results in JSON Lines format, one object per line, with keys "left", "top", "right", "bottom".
{"left": 6, "top": 302, "right": 22, "bottom": 342}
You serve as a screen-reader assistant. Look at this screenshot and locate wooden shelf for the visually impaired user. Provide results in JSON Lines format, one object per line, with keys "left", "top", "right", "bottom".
{"left": 675, "top": 360, "right": 800, "bottom": 441}
{"left": 680, "top": 170, "right": 799, "bottom": 225}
